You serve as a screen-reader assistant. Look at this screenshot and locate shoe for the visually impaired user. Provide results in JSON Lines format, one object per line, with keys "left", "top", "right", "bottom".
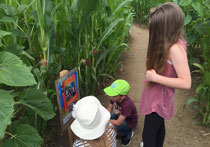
{"left": 121, "top": 131, "right": 134, "bottom": 146}
{"left": 140, "top": 142, "right": 144, "bottom": 147}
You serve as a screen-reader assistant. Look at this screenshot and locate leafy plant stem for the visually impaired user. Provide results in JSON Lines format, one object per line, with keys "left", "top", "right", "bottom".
{"left": 14, "top": 102, "right": 21, "bottom": 105}
{"left": 5, "top": 132, "right": 32, "bottom": 147}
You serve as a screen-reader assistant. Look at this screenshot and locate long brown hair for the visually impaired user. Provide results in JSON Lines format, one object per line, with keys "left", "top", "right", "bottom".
{"left": 146, "top": 2, "right": 185, "bottom": 76}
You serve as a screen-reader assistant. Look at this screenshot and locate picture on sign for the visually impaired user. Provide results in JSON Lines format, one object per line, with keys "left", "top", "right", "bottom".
{"left": 55, "top": 67, "right": 80, "bottom": 131}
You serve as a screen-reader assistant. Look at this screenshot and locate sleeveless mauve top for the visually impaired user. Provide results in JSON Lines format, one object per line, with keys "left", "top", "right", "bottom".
{"left": 140, "top": 40, "right": 187, "bottom": 120}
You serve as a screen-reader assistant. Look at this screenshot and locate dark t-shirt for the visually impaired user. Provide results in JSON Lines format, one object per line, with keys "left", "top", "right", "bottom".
{"left": 110, "top": 96, "right": 138, "bottom": 128}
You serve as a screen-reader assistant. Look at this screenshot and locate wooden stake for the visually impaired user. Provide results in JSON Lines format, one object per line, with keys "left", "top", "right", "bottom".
{"left": 67, "top": 127, "right": 73, "bottom": 147}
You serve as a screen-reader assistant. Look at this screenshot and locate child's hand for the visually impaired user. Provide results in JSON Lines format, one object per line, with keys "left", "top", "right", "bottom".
{"left": 59, "top": 70, "right": 68, "bottom": 78}
{"left": 145, "top": 69, "right": 158, "bottom": 82}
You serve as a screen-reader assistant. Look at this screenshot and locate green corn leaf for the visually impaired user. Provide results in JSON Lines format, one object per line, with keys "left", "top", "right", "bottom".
{"left": 0, "top": 3, "right": 15, "bottom": 16}
{"left": 192, "top": 2, "right": 203, "bottom": 16}
{"left": 184, "top": 14, "right": 192, "bottom": 26}
{"left": 193, "top": 105, "right": 204, "bottom": 116}
{"left": 18, "top": 88, "right": 55, "bottom": 121}
{"left": 99, "top": 73, "right": 114, "bottom": 79}
{"left": 22, "top": 50, "right": 35, "bottom": 61}
{"left": 12, "top": 29, "right": 27, "bottom": 38}
{"left": 0, "top": 16, "right": 15, "bottom": 23}
{"left": 204, "top": 2, "right": 210, "bottom": 10}
{"left": 0, "top": 30, "right": 11, "bottom": 38}
{"left": 179, "top": 0, "right": 192, "bottom": 6}
{"left": 51, "top": 2, "right": 61, "bottom": 17}
{"left": 3, "top": 124, "right": 43, "bottom": 147}
{"left": 71, "top": 0, "right": 99, "bottom": 14}
{"left": 196, "top": 83, "right": 205, "bottom": 93}
{"left": 96, "top": 18, "right": 124, "bottom": 50}
{"left": 204, "top": 72, "right": 210, "bottom": 87}
{"left": 193, "top": 23, "right": 206, "bottom": 35}
{"left": 91, "top": 72, "right": 98, "bottom": 85}
{"left": 95, "top": 48, "right": 110, "bottom": 68}
{"left": 192, "top": 63, "right": 204, "bottom": 73}
{"left": 183, "top": 97, "right": 198, "bottom": 112}
{"left": 36, "top": 0, "right": 44, "bottom": 29}
{"left": 5, "top": 44, "right": 25, "bottom": 55}
{"left": 0, "top": 51, "right": 37, "bottom": 86}
{"left": 207, "top": 113, "right": 210, "bottom": 124}
{"left": 0, "top": 90, "right": 14, "bottom": 140}
{"left": 17, "top": 4, "right": 28, "bottom": 14}
{"left": 186, "top": 32, "right": 197, "bottom": 44}
{"left": 111, "top": 0, "right": 133, "bottom": 18}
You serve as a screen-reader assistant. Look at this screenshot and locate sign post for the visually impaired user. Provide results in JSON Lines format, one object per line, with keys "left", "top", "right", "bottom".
{"left": 55, "top": 67, "right": 80, "bottom": 146}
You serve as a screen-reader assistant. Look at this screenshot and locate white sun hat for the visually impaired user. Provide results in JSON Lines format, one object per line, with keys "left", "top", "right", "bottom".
{"left": 70, "top": 96, "right": 110, "bottom": 140}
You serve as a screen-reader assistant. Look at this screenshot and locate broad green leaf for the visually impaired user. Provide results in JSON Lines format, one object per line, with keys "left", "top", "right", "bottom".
{"left": 179, "top": 0, "right": 192, "bottom": 6}
{"left": 99, "top": 73, "right": 114, "bottom": 79}
{"left": 0, "top": 30, "right": 11, "bottom": 38}
{"left": 3, "top": 124, "right": 43, "bottom": 147}
{"left": 204, "top": 1, "right": 210, "bottom": 10}
{"left": 5, "top": 44, "right": 24, "bottom": 55}
{"left": 193, "top": 23, "right": 205, "bottom": 35}
{"left": 183, "top": 97, "right": 198, "bottom": 112}
{"left": 12, "top": 29, "right": 27, "bottom": 38}
{"left": 0, "top": 90, "right": 14, "bottom": 139}
{"left": 0, "top": 51, "right": 37, "bottom": 86}
{"left": 0, "top": 4, "right": 16, "bottom": 16}
{"left": 192, "top": 63, "right": 204, "bottom": 73}
{"left": 189, "top": 57, "right": 200, "bottom": 66}
{"left": 184, "top": 14, "right": 192, "bottom": 26}
{"left": 192, "top": 2, "right": 203, "bottom": 16}
{"left": 0, "top": 16, "right": 15, "bottom": 23}
{"left": 18, "top": 88, "right": 55, "bottom": 121}
{"left": 9, "top": 117, "right": 29, "bottom": 134}
{"left": 196, "top": 83, "right": 205, "bottom": 93}
{"left": 22, "top": 50, "right": 35, "bottom": 61}
{"left": 186, "top": 32, "right": 197, "bottom": 43}
{"left": 18, "top": 4, "right": 28, "bottom": 14}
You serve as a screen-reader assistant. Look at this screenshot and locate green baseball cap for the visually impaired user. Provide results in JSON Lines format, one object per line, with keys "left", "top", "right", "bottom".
{"left": 103, "top": 79, "right": 130, "bottom": 96}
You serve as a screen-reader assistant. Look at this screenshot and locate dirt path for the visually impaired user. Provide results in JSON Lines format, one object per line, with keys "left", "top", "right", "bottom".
{"left": 99, "top": 24, "right": 210, "bottom": 147}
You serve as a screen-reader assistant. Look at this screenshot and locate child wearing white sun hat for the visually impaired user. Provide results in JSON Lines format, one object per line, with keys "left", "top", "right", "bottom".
{"left": 71, "top": 96, "right": 117, "bottom": 147}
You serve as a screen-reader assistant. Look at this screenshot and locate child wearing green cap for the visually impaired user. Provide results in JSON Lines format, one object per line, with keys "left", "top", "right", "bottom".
{"left": 104, "top": 79, "right": 138, "bottom": 146}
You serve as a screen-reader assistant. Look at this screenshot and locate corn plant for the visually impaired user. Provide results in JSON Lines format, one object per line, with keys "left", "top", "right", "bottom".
{"left": 1, "top": 0, "right": 134, "bottom": 145}
{"left": 179, "top": 0, "right": 210, "bottom": 126}
{"left": 184, "top": 62, "right": 210, "bottom": 126}
{"left": 53, "top": 0, "right": 134, "bottom": 96}
{"left": 179, "top": 0, "right": 210, "bottom": 65}
{"left": 132, "top": 0, "right": 173, "bottom": 24}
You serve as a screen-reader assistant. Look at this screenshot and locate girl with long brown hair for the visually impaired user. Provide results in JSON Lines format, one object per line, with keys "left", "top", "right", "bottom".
{"left": 140, "top": 2, "right": 191, "bottom": 147}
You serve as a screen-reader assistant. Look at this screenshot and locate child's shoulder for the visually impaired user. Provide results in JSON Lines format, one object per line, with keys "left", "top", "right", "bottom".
{"left": 123, "top": 96, "right": 136, "bottom": 106}
{"left": 169, "top": 40, "right": 188, "bottom": 63}
{"left": 170, "top": 41, "right": 186, "bottom": 56}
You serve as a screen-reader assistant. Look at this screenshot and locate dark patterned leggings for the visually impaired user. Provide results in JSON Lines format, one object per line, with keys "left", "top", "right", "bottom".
{"left": 142, "top": 112, "right": 165, "bottom": 147}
